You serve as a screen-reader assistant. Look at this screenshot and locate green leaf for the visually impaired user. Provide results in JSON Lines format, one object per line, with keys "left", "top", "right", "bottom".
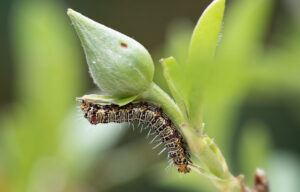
{"left": 188, "top": 0, "right": 225, "bottom": 61}
{"left": 160, "top": 57, "right": 188, "bottom": 119}
{"left": 185, "top": 0, "right": 226, "bottom": 125}
{"left": 77, "top": 94, "right": 137, "bottom": 106}
{"left": 67, "top": 9, "right": 154, "bottom": 98}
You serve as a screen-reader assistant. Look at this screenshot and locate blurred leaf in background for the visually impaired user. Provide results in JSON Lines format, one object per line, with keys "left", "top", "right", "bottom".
{"left": 0, "top": 0, "right": 299, "bottom": 192}
{"left": 0, "top": 0, "right": 86, "bottom": 191}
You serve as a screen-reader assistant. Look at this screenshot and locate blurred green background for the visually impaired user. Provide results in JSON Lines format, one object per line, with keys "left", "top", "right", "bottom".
{"left": 0, "top": 0, "right": 299, "bottom": 192}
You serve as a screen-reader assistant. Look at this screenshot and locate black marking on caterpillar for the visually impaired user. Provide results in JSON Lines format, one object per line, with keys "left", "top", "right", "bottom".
{"left": 79, "top": 100, "right": 191, "bottom": 173}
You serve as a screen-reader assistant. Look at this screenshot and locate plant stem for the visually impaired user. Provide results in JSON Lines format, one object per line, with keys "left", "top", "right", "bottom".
{"left": 140, "top": 82, "right": 185, "bottom": 126}
{"left": 183, "top": 126, "right": 243, "bottom": 192}
{"left": 140, "top": 82, "right": 245, "bottom": 192}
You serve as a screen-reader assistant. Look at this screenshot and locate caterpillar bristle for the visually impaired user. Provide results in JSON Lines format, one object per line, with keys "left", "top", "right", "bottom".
{"left": 150, "top": 135, "right": 159, "bottom": 144}
{"left": 146, "top": 128, "right": 152, "bottom": 139}
{"left": 158, "top": 147, "right": 167, "bottom": 155}
{"left": 152, "top": 142, "right": 163, "bottom": 150}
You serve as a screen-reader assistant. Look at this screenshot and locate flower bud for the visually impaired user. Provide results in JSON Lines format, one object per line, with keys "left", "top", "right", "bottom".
{"left": 67, "top": 9, "right": 154, "bottom": 97}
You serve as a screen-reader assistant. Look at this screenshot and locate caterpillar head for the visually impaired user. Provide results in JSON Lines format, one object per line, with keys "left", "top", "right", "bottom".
{"left": 80, "top": 101, "right": 90, "bottom": 113}
{"left": 177, "top": 164, "right": 191, "bottom": 174}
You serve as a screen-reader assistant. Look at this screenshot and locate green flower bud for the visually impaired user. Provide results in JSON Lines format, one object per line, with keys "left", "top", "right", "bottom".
{"left": 67, "top": 9, "right": 154, "bottom": 97}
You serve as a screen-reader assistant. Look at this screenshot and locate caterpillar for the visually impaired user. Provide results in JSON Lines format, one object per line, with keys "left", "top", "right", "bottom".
{"left": 79, "top": 100, "right": 191, "bottom": 174}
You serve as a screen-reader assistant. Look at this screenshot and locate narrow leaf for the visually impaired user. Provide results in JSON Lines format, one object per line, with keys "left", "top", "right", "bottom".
{"left": 185, "top": 0, "right": 226, "bottom": 125}
{"left": 188, "top": 0, "right": 225, "bottom": 60}
{"left": 160, "top": 57, "right": 188, "bottom": 119}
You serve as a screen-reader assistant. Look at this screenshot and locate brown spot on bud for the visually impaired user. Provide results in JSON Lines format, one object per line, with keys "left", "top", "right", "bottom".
{"left": 120, "top": 42, "right": 128, "bottom": 48}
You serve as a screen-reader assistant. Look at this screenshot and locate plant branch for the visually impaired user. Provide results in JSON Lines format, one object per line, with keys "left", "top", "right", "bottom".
{"left": 139, "top": 82, "right": 246, "bottom": 192}
{"left": 139, "top": 82, "right": 186, "bottom": 126}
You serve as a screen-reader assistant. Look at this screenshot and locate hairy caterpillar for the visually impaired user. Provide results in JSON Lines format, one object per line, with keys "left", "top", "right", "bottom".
{"left": 79, "top": 100, "right": 191, "bottom": 173}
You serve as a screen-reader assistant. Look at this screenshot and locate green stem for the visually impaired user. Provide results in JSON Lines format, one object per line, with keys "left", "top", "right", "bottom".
{"left": 140, "top": 82, "right": 244, "bottom": 192}
{"left": 139, "top": 82, "right": 185, "bottom": 126}
{"left": 182, "top": 126, "right": 243, "bottom": 192}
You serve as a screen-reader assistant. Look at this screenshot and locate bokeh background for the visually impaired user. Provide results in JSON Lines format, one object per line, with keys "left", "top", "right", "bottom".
{"left": 0, "top": 0, "right": 299, "bottom": 192}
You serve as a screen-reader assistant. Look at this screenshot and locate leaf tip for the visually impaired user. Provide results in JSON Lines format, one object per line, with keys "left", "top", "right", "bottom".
{"left": 159, "top": 58, "right": 165, "bottom": 64}
{"left": 67, "top": 8, "right": 74, "bottom": 16}
{"left": 159, "top": 56, "right": 175, "bottom": 65}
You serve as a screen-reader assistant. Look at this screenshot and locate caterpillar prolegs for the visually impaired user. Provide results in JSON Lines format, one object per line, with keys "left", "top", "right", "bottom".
{"left": 79, "top": 100, "right": 191, "bottom": 173}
